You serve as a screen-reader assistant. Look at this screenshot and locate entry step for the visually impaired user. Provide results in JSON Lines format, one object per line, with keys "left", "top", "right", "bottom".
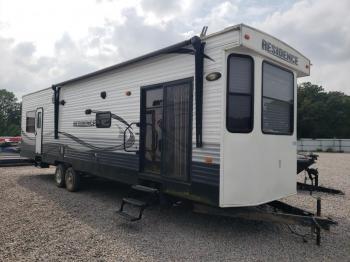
{"left": 116, "top": 210, "right": 141, "bottom": 222}
{"left": 116, "top": 185, "right": 159, "bottom": 222}
{"left": 131, "top": 184, "right": 158, "bottom": 194}
{"left": 122, "top": 197, "right": 147, "bottom": 207}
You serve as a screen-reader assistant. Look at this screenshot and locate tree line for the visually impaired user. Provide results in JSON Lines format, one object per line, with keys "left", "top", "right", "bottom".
{"left": 0, "top": 89, "right": 21, "bottom": 137}
{"left": 0, "top": 83, "right": 350, "bottom": 138}
{"left": 297, "top": 82, "right": 350, "bottom": 138}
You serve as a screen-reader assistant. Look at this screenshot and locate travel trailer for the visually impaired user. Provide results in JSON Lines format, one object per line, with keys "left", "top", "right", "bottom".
{"left": 21, "top": 24, "right": 311, "bottom": 212}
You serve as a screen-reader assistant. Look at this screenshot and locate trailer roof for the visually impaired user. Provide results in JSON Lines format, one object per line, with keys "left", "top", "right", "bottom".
{"left": 51, "top": 38, "right": 193, "bottom": 88}
{"left": 49, "top": 23, "right": 309, "bottom": 88}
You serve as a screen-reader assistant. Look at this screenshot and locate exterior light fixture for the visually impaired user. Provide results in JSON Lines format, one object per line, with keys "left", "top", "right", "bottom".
{"left": 206, "top": 72, "right": 222, "bottom": 81}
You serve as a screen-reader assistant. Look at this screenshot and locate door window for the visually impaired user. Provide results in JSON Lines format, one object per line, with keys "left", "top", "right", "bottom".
{"left": 37, "top": 112, "right": 42, "bottom": 128}
{"left": 26, "top": 111, "right": 35, "bottom": 133}
{"left": 226, "top": 54, "right": 254, "bottom": 133}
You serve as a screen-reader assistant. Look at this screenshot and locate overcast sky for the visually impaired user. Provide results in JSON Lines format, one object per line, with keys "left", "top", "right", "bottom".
{"left": 0, "top": 0, "right": 349, "bottom": 99}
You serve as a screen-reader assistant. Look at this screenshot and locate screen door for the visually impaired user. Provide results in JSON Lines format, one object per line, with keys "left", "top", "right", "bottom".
{"left": 162, "top": 82, "right": 192, "bottom": 180}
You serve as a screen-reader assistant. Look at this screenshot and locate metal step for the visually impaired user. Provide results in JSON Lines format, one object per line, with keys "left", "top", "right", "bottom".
{"left": 116, "top": 197, "right": 147, "bottom": 222}
{"left": 116, "top": 185, "right": 158, "bottom": 222}
{"left": 116, "top": 210, "right": 141, "bottom": 222}
{"left": 131, "top": 184, "right": 158, "bottom": 194}
{"left": 122, "top": 197, "right": 147, "bottom": 207}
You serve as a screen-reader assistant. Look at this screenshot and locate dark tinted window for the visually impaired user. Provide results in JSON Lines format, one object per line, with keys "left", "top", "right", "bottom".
{"left": 262, "top": 62, "right": 294, "bottom": 134}
{"left": 26, "top": 111, "right": 35, "bottom": 133}
{"left": 96, "top": 112, "right": 111, "bottom": 128}
{"left": 226, "top": 54, "right": 254, "bottom": 133}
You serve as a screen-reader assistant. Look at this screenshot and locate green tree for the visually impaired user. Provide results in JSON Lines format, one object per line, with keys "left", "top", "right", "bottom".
{"left": 297, "top": 82, "right": 350, "bottom": 138}
{"left": 0, "top": 89, "right": 21, "bottom": 136}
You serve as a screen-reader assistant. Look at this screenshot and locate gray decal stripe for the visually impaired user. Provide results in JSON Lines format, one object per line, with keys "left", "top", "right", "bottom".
{"left": 57, "top": 109, "right": 137, "bottom": 151}
{"left": 58, "top": 131, "right": 135, "bottom": 151}
{"left": 111, "top": 113, "right": 129, "bottom": 127}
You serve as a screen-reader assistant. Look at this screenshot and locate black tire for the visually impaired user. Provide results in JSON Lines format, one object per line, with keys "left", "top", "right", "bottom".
{"left": 54, "top": 164, "right": 66, "bottom": 188}
{"left": 65, "top": 167, "right": 80, "bottom": 192}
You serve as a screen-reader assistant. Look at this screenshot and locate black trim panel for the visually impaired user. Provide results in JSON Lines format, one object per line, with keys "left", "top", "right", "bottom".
{"left": 192, "top": 36, "right": 205, "bottom": 147}
{"left": 192, "top": 162, "right": 220, "bottom": 186}
{"left": 52, "top": 86, "right": 61, "bottom": 139}
{"left": 37, "top": 142, "right": 220, "bottom": 205}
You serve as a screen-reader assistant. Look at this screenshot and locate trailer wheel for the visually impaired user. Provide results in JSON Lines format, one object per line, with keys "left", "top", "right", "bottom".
{"left": 65, "top": 167, "right": 80, "bottom": 192}
{"left": 54, "top": 164, "right": 66, "bottom": 188}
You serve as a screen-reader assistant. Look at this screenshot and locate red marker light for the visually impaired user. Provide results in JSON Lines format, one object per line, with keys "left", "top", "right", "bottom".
{"left": 244, "top": 34, "right": 250, "bottom": 40}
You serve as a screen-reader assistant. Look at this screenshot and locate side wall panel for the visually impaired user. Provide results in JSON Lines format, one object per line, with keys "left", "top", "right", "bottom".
{"left": 21, "top": 88, "right": 54, "bottom": 159}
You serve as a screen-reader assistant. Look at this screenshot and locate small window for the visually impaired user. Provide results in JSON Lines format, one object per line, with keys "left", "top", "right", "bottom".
{"left": 96, "top": 112, "right": 111, "bottom": 128}
{"left": 262, "top": 62, "right": 294, "bottom": 135}
{"left": 226, "top": 54, "right": 254, "bottom": 133}
{"left": 37, "top": 112, "right": 42, "bottom": 128}
{"left": 26, "top": 111, "right": 36, "bottom": 133}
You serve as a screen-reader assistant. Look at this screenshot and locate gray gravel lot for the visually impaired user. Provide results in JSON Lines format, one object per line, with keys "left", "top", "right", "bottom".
{"left": 0, "top": 153, "right": 349, "bottom": 261}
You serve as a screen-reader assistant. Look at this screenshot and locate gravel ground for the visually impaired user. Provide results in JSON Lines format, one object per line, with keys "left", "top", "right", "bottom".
{"left": 0, "top": 153, "right": 349, "bottom": 261}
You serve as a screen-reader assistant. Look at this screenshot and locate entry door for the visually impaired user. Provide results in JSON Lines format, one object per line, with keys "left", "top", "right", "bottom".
{"left": 35, "top": 108, "right": 43, "bottom": 154}
{"left": 141, "top": 79, "right": 192, "bottom": 181}
{"left": 142, "top": 87, "right": 163, "bottom": 174}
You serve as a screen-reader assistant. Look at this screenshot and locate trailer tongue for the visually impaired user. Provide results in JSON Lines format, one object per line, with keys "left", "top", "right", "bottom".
{"left": 297, "top": 153, "right": 344, "bottom": 195}
{"left": 193, "top": 198, "right": 337, "bottom": 246}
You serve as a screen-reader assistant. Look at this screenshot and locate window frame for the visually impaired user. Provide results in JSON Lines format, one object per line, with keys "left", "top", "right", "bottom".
{"left": 226, "top": 53, "right": 255, "bottom": 133}
{"left": 26, "top": 110, "right": 36, "bottom": 133}
{"left": 261, "top": 60, "right": 294, "bottom": 136}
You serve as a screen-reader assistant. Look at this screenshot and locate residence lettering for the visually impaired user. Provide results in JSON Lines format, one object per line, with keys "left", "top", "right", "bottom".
{"left": 262, "top": 39, "right": 298, "bottom": 65}
{"left": 73, "top": 120, "right": 96, "bottom": 127}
